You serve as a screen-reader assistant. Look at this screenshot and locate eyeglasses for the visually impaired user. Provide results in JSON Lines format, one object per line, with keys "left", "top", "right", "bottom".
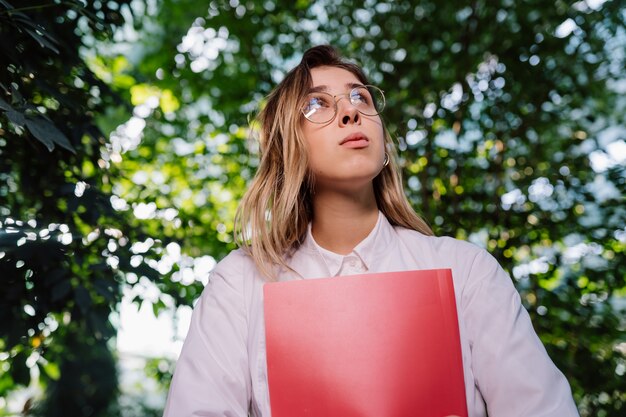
{"left": 301, "top": 85, "right": 385, "bottom": 124}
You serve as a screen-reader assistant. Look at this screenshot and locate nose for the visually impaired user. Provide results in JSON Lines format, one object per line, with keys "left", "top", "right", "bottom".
{"left": 337, "top": 97, "right": 360, "bottom": 126}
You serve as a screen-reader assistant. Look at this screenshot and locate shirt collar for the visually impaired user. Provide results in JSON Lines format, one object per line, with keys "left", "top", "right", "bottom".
{"left": 287, "top": 211, "right": 395, "bottom": 279}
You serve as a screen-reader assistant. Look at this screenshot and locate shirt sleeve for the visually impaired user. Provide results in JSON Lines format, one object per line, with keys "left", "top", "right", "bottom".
{"left": 163, "top": 254, "right": 251, "bottom": 417}
{"left": 462, "top": 248, "right": 579, "bottom": 417}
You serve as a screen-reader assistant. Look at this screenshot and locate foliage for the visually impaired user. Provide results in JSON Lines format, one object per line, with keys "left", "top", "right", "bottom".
{"left": 1, "top": 0, "right": 625, "bottom": 416}
{"left": 113, "top": 0, "right": 626, "bottom": 415}
{"left": 0, "top": 0, "right": 157, "bottom": 415}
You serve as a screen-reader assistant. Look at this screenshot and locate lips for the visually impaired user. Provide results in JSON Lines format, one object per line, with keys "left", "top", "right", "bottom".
{"left": 340, "top": 133, "right": 370, "bottom": 148}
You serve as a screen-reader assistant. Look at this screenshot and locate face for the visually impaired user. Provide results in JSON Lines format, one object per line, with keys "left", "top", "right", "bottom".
{"left": 301, "top": 66, "right": 386, "bottom": 192}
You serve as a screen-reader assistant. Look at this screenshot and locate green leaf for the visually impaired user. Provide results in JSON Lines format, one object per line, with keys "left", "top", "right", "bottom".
{"left": 5, "top": 109, "right": 25, "bottom": 127}
{"left": 42, "top": 362, "right": 61, "bottom": 381}
{"left": 0, "top": 371, "right": 15, "bottom": 396}
{"left": 152, "top": 299, "right": 166, "bottom": 317}
{"left": 0, "top": 0, "right": 15, "bottom": 11}
{"left": 8, "top": 11, "right": 61, "bottom": 54}
{"left": 0, "top": 96, "right": 13, "bottom": 111}
{"left": 24, "top": 115, "right": 76, "bottom": 153}
{"left": 23, "top": 27, "right": 60, "bottom": 54}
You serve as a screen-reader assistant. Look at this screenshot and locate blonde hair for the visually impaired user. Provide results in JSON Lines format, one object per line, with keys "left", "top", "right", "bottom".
{"left": 234, "top": 45, "right": 432, "bottom": 280}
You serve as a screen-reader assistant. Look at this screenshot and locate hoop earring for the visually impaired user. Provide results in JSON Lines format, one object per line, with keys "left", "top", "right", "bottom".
{"left": 383, "top": 152, "right": 390, "bottom": 167}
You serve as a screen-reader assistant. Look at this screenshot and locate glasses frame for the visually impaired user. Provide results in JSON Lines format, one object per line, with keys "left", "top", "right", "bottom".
{"left": 301, "top": 84, "right": 386, "bottom": 124}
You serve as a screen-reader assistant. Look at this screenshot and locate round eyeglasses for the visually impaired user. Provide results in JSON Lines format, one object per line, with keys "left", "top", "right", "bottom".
{"left": 301, "top": 85, "right": 385, "bottom": 124}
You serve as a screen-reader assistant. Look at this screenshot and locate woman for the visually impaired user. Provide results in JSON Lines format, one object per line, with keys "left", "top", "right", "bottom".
{"left": 163, "top": 45, "right": 579, "bottom": 417}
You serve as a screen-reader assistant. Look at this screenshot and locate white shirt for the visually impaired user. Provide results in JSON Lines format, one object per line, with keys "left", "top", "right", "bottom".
{"left": 163, "top": 213, "right": 579, "bottom": 417}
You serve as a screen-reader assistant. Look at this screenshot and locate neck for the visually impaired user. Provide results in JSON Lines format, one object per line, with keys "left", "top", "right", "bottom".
{"left": 311, "top": 184, "right": 379, "bottom": 255}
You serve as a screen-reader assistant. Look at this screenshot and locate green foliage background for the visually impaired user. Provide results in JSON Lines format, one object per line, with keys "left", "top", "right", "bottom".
{"left": 1, "top": 0, "right": 624, "bottom": 416}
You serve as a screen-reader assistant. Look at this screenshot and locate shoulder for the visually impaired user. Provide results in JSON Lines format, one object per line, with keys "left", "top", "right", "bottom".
{"left": 394, "top": 226, "right": 486, "bottom": 260}
{"left": 208, "top": 248, "right": 260, "bottom": 288}
{"left": 198, "top": 249, "right": 265, "bottom": 315}
{"left": 212, "top": 248, "right": 255, "bottom": 275}
{"left": 393, "top": 226, "right": 503, "bottom": 281}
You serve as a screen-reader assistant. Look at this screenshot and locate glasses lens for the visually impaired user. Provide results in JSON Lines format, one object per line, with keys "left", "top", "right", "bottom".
{"left": 350, "top": 86, "right": 385, "bottom": 116}
{"left": 302, "top": 92, "right": 335, "bottom": 123}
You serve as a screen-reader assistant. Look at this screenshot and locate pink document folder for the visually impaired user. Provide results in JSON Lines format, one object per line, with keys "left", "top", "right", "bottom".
{"left": 263, "top": 269, "right": 467, "bottom": 417}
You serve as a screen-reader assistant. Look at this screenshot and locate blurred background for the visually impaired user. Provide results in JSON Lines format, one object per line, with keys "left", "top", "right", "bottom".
{"left": 0, "top": 0, "right": 624, "bottom": 416}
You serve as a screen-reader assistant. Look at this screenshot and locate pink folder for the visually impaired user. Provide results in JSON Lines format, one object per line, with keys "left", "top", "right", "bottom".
{"left": 263, "top": 269, "right": 467, "bottom": 417}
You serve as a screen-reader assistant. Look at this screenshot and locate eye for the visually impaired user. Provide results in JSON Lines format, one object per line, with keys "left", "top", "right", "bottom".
{"left": 303, "top": 94, "right": 331, "bottom": 114}
{"left": 350, "top": 88, "right": 371, "bottom": 105}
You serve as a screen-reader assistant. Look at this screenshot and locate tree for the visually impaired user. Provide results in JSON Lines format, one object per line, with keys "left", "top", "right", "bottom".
{"left": 114, "top": 1, "right": 625, "bottom": 415}
{"left": 1, "top": 0, "right": 624, "bottom": 415}
{"left": 0, "top": 1, "right": 157, "bottom": 415}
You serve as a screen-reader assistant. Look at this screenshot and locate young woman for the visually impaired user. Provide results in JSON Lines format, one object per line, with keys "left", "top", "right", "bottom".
{"left": 163, "top": 45, "right": 579, "bottom": 417}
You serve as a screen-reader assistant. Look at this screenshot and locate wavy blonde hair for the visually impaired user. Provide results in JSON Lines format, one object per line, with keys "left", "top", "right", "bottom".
{"left": 234, "top": 45, "right": 432, "bottom": 280}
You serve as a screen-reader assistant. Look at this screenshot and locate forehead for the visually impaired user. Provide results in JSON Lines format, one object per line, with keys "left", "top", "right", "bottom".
{"left": 309, "top": 66, "right": 362, "bottom": 90}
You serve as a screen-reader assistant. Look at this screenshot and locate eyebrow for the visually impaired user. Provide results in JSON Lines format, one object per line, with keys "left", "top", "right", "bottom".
{"left": 307, "top": 82, "right": 365, "bottom": 94}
